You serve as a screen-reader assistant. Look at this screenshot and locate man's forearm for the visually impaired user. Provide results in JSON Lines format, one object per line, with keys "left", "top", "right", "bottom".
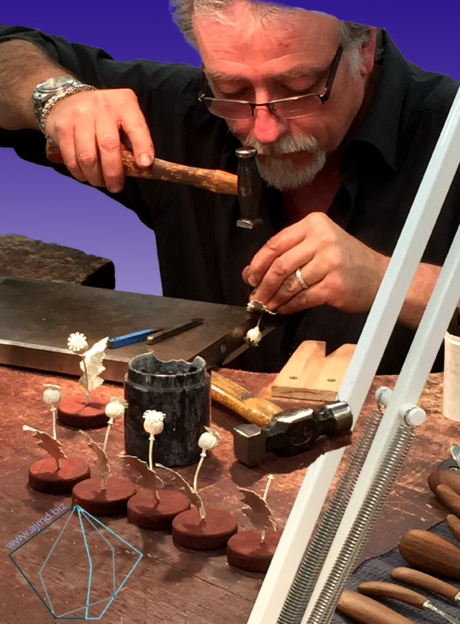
{"left": 398, "top": 261, "right": 445, "bottom": 330}
{"left": 0, "top": 39, "right": 71, "bottom": 130}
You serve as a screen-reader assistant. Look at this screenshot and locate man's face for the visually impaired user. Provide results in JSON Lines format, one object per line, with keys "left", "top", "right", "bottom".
{"left": 193, "top": 4, "right": 375, "bottom": 190}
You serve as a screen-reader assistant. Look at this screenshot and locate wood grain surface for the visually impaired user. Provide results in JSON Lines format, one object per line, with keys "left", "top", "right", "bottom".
{"left": 436, "top": 484, "right": 460, "bottom": 517}
{"left": 447, "top": 514, "right": 460, "bottom": 542}
{"left": 390, "top": 567, "right": 460, "bottom": 600}
{"left": 0, "top": 366, "right": 454, "bottom": 624}
{"left": 428, "top": 469, "right": 460, "bottom": 496}
{"left": 46, "top": 143, "right": 238, "bottom": 196}
{"left": 357, "top": 581, "right": 427, "bottom": 608}
{"left": 271, "top": 341, "right": 356, "bottom": 401}
{"left": 399, "top": 529, "right": 460, "bottom": 581}
{"left": 337, "top": 590, "right": 416, "bottom": 624}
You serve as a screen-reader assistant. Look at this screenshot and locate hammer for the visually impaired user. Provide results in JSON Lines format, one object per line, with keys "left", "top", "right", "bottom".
{"left": 233, "top": 401, "right": 353, "bottom": 467}
{"left": 46, "top": 142, "right": 263, "bottom": 228}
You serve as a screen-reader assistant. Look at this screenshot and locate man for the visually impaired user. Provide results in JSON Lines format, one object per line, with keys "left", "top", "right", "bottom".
{"left": 0, "top": 1, "right": 459, "bottom": 373}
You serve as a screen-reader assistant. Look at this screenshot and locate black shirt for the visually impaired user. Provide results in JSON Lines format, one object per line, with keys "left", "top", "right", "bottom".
{"left": 1, "top": 25, "right": 459, "bottom": 373}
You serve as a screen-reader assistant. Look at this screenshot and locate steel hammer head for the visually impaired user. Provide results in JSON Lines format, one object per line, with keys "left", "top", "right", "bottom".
{"left": 236, "top": 147, "right": 263, "bottom": 229}
{"left": 233, "top": 423, "right": 267, "bottom": 467}
{"left": 233, "top": 401, "right": 352, "bottom": 467}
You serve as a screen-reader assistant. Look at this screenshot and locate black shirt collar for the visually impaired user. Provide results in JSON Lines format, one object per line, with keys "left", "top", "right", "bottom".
{"left": 351, "top": 31, "right": 409, "bottom": 172}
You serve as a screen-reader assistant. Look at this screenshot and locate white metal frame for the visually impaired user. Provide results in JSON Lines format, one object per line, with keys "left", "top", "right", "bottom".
{"left": 248, "top": 86, "right": 460, "bottom": 624}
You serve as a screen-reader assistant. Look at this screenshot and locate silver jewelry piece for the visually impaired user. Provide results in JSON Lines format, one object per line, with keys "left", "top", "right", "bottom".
{"left": 246, "top": 300, "right": 277, "bottom": 315}
{"left": 245, "top": 316, "right": 263, "bottom": 347}
{"left": 295, "top": 268, "right": 308, "bottom": 290}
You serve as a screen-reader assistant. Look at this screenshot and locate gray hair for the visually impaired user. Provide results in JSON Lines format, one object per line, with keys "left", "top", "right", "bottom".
{"left": 169, "top": 0, "right": 380, "bottom": 75}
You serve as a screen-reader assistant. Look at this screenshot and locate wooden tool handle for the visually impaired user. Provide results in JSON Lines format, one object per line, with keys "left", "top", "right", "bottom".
{"left": 399, "top": 529, "right": 460, "bottom": 581}
{"left": 447, "top": 514, "right": 460, "bottom": 542}
{"left": 437, "top": 484, "right": 460, "bottom": 518}
{"left": 428, "top": 469, "right": 460, "bottom": 496}
{"left": 391, "top": 567, "right": 460, "bottom": 601}
{"left": 211, "top": 372, "right": 282, "bottom": 428}
{"left": 358, "top": 581, "right": 426, "bottom": 608}
{"left": 46, "top": 142, "right": 238, "bottom": 196}
{"left": 337, "top": 590, "right": 416, "bottom": 624}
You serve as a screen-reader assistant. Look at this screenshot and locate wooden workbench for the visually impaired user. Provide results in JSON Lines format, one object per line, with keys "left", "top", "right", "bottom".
{"left": 0, "top": 365, "right": 454, "bottom": 624}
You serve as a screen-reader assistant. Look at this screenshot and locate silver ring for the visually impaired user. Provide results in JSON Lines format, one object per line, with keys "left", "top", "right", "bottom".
{"left": 295, "top": 268, "right": 308, "bottom": 290}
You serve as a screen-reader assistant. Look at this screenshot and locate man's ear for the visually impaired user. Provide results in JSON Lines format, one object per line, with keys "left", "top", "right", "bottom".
{"left": 359, "top": 27, "right": 378, "bottom": 77}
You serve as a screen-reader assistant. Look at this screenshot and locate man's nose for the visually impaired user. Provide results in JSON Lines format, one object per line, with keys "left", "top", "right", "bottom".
{"left": 252, "top": 106, "right": 287, "bottom": 144}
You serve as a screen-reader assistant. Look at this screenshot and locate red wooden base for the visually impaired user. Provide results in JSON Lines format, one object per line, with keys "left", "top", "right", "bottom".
{"left": 72, "top": 477, "right": 136, "bottom": 516}
{"left": 172, "top": 507, "right": 238, "bottom": 550}
{"left": 28, "top": 456, "right": 91, "bottom": 495}
{"left": 227, "top": 530, "right": 281, "bottom": 572}
{"left": 57, "top": 396, "right": 109, "bottom": 428}
{"left": 127, "top": 490, "right": 191, "bottom": 530}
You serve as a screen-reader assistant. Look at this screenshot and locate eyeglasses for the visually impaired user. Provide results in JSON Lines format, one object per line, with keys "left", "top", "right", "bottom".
{"left": 198, "top": 45, "right": 343, "bottom": 121}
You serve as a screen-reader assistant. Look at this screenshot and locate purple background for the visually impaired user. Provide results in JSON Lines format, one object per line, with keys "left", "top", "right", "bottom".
{"left": 1, "top": 2, "right": 460, "bottom": 296}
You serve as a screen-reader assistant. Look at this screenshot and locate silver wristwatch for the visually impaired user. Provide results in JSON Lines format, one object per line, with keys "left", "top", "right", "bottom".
{"left": 32, "top": 75, "right": 79, "bottom": 133}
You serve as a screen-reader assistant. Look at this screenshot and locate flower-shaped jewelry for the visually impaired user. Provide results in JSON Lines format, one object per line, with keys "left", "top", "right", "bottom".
{"left": 105, "top": 397, "right": 128, "bottom": 422}
{"left": 103, "top": 397, "right": 128, "bottom": 453}
{"left": 43, "top": 383, "right": 62, "bottom": 439}
{"left": 43, "top": 384, "right": 62, "bottom": 406}
{"left": 143, "top": 410, "right": 166, "bottom": 436}
{"left": 193, "top": 426, "right": 221, "bottom": 493}
{"left": 198, "top": 427, "right": 221, "bottom": 453}
{"left": 143, "top": 410, "right": 166, "bottom": 469}
{"left": 66, "top": 333, "right": 108, "bottom": 405}
{"left": 245, "top": 326, "right": 262, "bottom": 346}
{"left": 67, "top": 332, "right": 89, "bottom": 353}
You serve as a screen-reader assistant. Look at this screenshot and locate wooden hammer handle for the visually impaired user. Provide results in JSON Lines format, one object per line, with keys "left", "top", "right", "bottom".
{"left": 46, "top": 142, "right": 238, "bottom": 196}
{"left": 211, "top": 372, "right": 282, "bottom": 428}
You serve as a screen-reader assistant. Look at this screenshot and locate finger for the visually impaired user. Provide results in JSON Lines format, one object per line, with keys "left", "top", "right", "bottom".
{"left": 74, "top": 118, "right": 105, "bottom": 187}
{"left": 95, "top": 114, "right": 125, "bottom": 193}
{"left": 242, "top": 265, "right": 251, "bottom": 285}
{"left": 58, "top": 124, "right": 87, "bottom": 183}
{"left": 118, "top": 91, "right": 154, "bottom": 168}
{"left": 250, "top": 242, "right": 316, "bottom": 305}
{"left": 245, "top": 224, "right": 307, "bottom": 288}
{"left": 264, "top": 257, "right": 327, "bottom": 311}
{"left": 276, "top": 282, "right": 324, "bottom": 315}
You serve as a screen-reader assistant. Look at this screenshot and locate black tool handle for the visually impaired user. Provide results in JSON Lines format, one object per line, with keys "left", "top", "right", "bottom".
{"left": 147, "top": 318, "right": 204, "bottom": 345}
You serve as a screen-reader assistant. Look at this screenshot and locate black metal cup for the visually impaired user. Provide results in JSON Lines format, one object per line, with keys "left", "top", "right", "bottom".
{"left": 124, "top": 353, "right": 210, "bottom": 467}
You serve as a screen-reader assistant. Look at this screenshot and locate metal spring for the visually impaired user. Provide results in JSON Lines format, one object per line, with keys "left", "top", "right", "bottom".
{"left": 305, "top": 424, "right": 416, "bottom": 624}
{"left": 276, "top": 409, "right": 384, "bottom": 624}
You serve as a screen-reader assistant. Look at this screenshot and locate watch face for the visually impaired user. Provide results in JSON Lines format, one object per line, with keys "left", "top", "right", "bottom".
{"left": 38, "top": 76, "right": 75, "bottom": 93}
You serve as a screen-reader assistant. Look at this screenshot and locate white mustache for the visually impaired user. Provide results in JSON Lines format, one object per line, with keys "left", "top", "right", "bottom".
{"left": 243, "top": 134, "right": 322, "bottom": 157}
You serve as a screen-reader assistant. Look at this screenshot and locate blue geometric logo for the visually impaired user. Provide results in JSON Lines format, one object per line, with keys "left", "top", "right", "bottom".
{"left": 8, "top": 505, "right": 143, "bottom": 619}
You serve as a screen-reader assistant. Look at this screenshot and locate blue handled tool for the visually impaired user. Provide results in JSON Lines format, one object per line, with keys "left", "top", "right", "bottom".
{"left": 108, "top": 318, "right": 205, "bottom": 349}
{"left": 108, "top": 328, "right": 155, "bottom": 349}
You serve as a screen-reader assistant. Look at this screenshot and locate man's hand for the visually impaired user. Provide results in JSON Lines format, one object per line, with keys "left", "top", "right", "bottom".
{"left": 45, "top": 88, "right": 154, "bottom": 193}
{"left": 243, "top": 212, "right": 389, "bottom": 315}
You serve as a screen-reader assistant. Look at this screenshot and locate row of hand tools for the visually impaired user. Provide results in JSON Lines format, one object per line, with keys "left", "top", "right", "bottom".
{"left": 336, "top": 454, "right": 460, "bottom": 624}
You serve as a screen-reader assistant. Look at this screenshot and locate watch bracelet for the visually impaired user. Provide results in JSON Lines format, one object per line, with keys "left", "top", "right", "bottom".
{"left": 38, "top": 83, "right": 97, "bottom": 139}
